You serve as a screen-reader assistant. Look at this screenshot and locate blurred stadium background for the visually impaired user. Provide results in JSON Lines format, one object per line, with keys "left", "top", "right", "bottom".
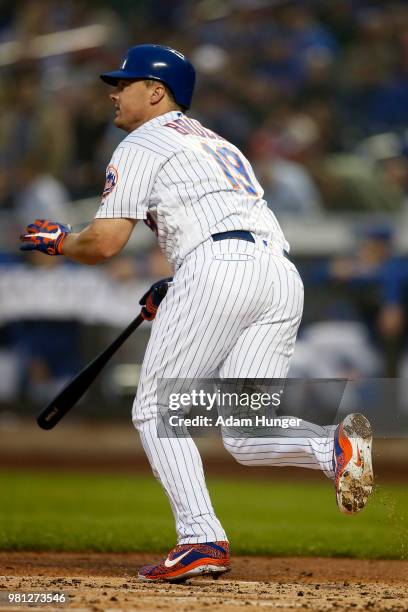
{"left": 0, "top": 0, "right": 407, "bottom": 478}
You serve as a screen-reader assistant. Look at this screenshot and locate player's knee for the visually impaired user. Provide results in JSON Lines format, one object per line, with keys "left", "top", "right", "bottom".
{"left": 131, "top": 398, "right": 157, "bottom": 430}
{"left": 222, "top": 436, "right": 248, "bottom": 465}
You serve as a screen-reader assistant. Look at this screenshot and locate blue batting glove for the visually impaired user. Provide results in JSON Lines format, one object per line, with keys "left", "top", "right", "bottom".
{"left": 19, "top": 219, "right": 72, "bottom": 256}
{"left": 139, "top": 277, "right": 172, "bottom": 321}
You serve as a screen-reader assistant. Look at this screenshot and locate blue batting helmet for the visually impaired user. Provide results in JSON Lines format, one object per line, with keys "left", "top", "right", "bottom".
{"left": 100, "top": 44, "right": 196, "bottom": 109}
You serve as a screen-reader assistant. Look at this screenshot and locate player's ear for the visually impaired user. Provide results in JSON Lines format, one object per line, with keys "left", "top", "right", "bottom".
{"left": 149, "top": 82, "right": 166, "bottom": 106}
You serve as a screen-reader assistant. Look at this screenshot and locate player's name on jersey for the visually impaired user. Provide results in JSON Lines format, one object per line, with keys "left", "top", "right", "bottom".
{"left": 168, "top": 415, "right": 302, "bottom": 429}
{"left": 164, "top": 117, "right": 221, "bottom": 140}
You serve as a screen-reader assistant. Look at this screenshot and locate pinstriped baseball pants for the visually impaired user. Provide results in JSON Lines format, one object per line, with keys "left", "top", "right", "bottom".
{"left": 132, "top": 238, "right": 335, "bottom": 544}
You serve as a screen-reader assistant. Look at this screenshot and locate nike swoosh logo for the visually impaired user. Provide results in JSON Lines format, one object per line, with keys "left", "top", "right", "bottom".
{"left": 33, "top": 229, "right": 62, "bottom": 240}
{"left": 164, "top": 549, "right": 192, "bottom": 568}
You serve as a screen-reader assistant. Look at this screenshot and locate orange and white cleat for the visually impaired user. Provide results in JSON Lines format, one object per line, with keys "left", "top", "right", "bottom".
{"left": 333, "top": 413, "right": 374, "bottom": 514}
{"left": 138, "top": 541, "right": 230, "bottom": 582}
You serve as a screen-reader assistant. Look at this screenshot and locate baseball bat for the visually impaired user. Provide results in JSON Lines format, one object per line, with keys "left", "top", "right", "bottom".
{"left": 37, "top": 313, "right": 144, "bottom": 430}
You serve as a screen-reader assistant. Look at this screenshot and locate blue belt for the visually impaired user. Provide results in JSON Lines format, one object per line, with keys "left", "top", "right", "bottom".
{"left": 211, "top": 230, "right": 255, "bottom": 243}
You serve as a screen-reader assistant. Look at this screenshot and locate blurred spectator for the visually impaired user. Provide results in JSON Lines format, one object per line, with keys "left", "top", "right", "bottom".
{"left": 193, "top": 86, "right": 255, "bottom": 153}
{"left": 289, "top": 319, "right": 382, "bottom": 419}
{"left": 253, "top": 155, "right": 323, "bottom": 217}
{"left": 106, "top": 245, "right": 173, "bottom": 282}
{"left": 0, "top": 167, "right": 13, "bottom": 210}
{"left": 1, "top": 253, "right": 82, "bottom": 404}
{"left": 14, "top": 156, "right": 70, "bottom": 226}
{"left": 357, "top": 132, "right": 408, "bottom": 210}
{"left": 0, "top": 69, "right": 73, "bottom": 180}
{"left": 340, "top": 5, "right": 408, "bottom": 138}
{"left": 292, "top": 320, "right": 381, "bottom": 379}
{"left": 9, "top": 317, "right": 82, "bottom": 404}
{"left": 309, "top": 224, "right": 408, "bottom": 375}
{"left": 311, "top": 153, "right": 404, "bottom": 212}
{"left": 68, "top": 82, "right": 114, "bottom": 199}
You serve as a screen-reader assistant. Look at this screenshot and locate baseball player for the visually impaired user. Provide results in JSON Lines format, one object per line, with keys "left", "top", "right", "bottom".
{"left": 20, "top": 44, "right": 373, "bottom": 582}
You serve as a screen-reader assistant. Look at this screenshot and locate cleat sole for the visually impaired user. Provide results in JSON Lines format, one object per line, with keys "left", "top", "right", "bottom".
{"left": 335, "top": 414, "right": 373, "bottom": 515}
{"left": 138, "top": 562, "right": 230, "bottom": 582}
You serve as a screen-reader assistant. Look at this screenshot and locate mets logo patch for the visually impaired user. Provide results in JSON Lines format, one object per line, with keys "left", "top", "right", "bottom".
{"left": 102, "top": 165, "right": 118, "bottom": 198}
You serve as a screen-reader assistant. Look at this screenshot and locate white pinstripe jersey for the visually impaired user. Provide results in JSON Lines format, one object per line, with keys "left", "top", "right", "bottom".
{"left": 95, "top": 110, "right": 289, "bottom": 269}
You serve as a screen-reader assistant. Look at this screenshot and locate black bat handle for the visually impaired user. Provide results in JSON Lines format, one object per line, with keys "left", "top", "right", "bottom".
{"left": 37, "top": 313, "right": 144, "bottom": 430}
{"left": 37, "top": 281, "right": 170, "bottom": 430}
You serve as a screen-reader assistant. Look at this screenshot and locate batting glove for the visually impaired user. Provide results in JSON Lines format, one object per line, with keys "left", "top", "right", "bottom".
{"left": 19, "top": 219, "right": 72, "bottom": 256}
{"left": 139, "top": 277, "right": 172, "bottom": 321}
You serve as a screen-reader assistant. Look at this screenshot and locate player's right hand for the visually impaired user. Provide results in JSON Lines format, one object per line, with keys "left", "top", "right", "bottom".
{"left": 139, "top": 277, "right": 173, "bottom": 321}
{"left": 19, "top": 219, "right": 72, "bottom": 256}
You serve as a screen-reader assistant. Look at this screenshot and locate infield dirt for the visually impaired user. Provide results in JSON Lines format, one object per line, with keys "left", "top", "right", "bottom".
{"left": 1, "top": 552, "right": 407, "bottom": 611}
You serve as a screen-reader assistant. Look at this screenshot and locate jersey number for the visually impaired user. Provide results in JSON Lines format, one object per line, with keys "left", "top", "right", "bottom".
{"left": 202, "top": 143, "right": 258, "bottom": 196}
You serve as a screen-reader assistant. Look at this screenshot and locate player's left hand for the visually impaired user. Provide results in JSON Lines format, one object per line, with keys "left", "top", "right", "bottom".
{"left": 19, "top": 219, "right": 72, "bottom": 256}
{"left": 140, "top": 277, "right": 173, "bottom": 321}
